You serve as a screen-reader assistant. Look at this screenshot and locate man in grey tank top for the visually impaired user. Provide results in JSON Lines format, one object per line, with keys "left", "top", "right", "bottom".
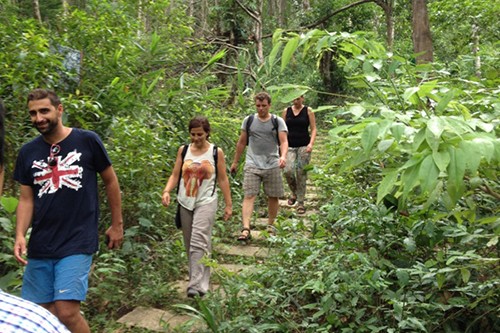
{"left": 230, "top": 92, "right": 288, "bottom": 241}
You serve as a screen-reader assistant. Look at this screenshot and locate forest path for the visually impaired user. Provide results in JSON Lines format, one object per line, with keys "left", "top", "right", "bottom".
{"left": 117, "top": 130, "right": 330, "bottom": 332}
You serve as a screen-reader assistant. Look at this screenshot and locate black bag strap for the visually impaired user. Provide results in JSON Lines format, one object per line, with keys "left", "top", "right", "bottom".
{"left": 176, "top": 144, "right": 189, "bottom": 196}
{"left": 176, "top": 144, "right": 218, "bottom": 197}
{"left": 212, "top": 145, "right": 218, "bottom": 196}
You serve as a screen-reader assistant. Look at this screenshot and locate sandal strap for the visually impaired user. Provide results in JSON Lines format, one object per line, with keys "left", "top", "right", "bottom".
{"left": 241, "top": 227, "right": 251, "bottom": 233}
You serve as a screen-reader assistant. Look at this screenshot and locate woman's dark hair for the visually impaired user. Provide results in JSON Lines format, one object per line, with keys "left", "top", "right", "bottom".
{"left": 189, "top": 116, "right": 211, "bottom": 138}
{"left": 27, "top": 89, "right": 61, "bottom": 108}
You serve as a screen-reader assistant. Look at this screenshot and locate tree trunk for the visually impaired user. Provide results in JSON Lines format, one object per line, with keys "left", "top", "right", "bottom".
{"left": 372, "top": 1, "right": 394, "bottom": 51}
{"left": 62, "top": 0, "right": 69, "bottom": 17}
{"left": 472, "top": 22, "right": 481, "bottom": 77}
{"left": 137, "top": 0, "right": 144, "bottom": 37}
{"left": 256, "top": 0, "right": 264, "bottom": 64}
{"left": 383, "top": 3, "right": 394, "bottom": 51}
{"left": 269, "top": 0, "right": 275, "bottom": 18}
{"left": 411, "top": 0, "right": 433, "bottom": 64}
{"left": 303, "top": 0, "right": 311, "bottom": 11}
{"left": 187, "top": 0, "right": 194, "bottom": 17}
{"left": 279, "top": 0, "right": 287, "bottom": 27}
{"left": 32, "top": 0, "right": 42, "bottom": 23}
{"left": 236, "top": 0, "right": 264, "bottom": 64}
{"left": 200, "top": 0, "right": 209, "bottom": 34}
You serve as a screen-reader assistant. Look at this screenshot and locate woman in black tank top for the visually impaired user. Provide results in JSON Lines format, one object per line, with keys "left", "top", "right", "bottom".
{"left": 282, "top": 96, "right": 317, "bottom": 214}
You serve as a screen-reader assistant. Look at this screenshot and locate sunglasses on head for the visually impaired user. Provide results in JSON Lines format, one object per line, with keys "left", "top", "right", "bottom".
{"left": 48, "top": 144, "right": 60, "bottom": 167}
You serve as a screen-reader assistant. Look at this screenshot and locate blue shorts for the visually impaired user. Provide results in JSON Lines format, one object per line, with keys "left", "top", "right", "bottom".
{"left": 21, "top": 254, "right": 93, "bottom": 304}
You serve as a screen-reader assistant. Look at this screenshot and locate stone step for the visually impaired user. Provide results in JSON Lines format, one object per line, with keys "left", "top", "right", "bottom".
{"left": 231, "top": 229, "right": 267, "bottom": 240}
{"left": 214, "top": 243, "right": 271, "bottom": 258}
{"left": 172, "top": 263, "right": 255, "bottom": 299}
{"left": 117, "top": 306, "right": 202, "bottom": 332}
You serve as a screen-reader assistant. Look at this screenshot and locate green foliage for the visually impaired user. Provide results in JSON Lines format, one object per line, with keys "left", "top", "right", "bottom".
{"left": 2, "top": 1, "right": 499, "bottom": 332}
{"left": 0, "top": 196, "right": 22, "bottom": 291}
{"left": 268, "top": 30, "right": 499, "bottom": 212}
{"left": 197, "top": 173, "right": 499, "bottom": 332}
{"left": 429, "top": 0, "right": 499, "bottom": 67}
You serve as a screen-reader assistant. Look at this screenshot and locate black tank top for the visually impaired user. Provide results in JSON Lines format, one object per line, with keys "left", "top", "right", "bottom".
{"left": 285, "top": 106, "right": 310, "bottom": 148}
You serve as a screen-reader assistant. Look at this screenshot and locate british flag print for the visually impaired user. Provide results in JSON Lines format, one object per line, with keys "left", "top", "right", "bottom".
{"left": 33, "top": 150, "right": 83, "bottom": 198}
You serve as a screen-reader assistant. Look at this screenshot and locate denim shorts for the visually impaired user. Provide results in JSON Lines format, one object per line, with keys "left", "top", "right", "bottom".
{"left": 22, "top": 254, "right": 92, "bottom": 303}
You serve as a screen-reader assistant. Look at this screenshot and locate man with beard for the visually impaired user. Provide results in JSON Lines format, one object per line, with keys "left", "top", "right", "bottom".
{"left": 13, "top": 89, "right": 123, "bottom": 333}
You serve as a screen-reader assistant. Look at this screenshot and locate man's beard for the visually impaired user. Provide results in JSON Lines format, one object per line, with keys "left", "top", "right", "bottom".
{"left": 34, "top": 119, "right": 57, "bottom": 135}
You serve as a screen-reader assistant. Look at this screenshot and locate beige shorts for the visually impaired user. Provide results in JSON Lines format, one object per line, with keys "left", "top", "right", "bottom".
{"left": 243, "top": 166, "right": 284, "bottom": 198}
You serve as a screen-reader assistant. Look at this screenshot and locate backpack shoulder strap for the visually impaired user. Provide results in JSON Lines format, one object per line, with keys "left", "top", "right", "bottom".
{"left": 211, "top": 145, "right": 218, "bottom": 196}
{"left": 271, "top": 114, "right": 280, "bottom": 146}
{"left": 181, "top": 144, "right": 189, "bottom": 160}
{"left": 176, "top": 144, "right": 189, "bottom": 194}
{"left": 245, "top": 114, "right": 255, "bottom": 145}
{"left": 271, "top": 114, "right": 278, "bottom": 129}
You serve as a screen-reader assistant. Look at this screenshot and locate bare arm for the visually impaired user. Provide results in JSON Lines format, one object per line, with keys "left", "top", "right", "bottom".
{"left": 230, "top": 130, "right": 247, "bottom": 174}
{"left": 216, "top": 148, "right": 233, "bottom": 221}
{"left": 307, "top": 107, "right": 317, "bottom": 153}
{"left": 14, "top": 185, "right": 34, "bottom": 265}
{"left": 278, "top": 130, "right": 289, "bottom": 169}
{"left": 100, "top": 165, "right": 124, "bottom": 249}
{"left": 161, "top": 146, "right": 184, "bottom": 207}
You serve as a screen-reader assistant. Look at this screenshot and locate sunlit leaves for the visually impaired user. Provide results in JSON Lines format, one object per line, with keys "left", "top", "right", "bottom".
{"left": 281, "top": 35, "right": 300, "bottom": 71}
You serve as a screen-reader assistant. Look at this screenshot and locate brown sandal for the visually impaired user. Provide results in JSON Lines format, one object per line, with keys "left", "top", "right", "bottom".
{"left": 287, "top": 196, "right": 297, "bottom": 205}
{"left": 237, "top": 228, "right": 252, "bottom": 241}
{"left": 297, "top": 205, "right": 306, "bottom": 214}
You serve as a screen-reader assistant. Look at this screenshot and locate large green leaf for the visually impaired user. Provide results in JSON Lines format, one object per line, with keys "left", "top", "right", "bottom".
{"left": 272, "top": 28, "right": 284, "bottom": 45}
{"left": 435, "top": 88, "right": 456, "bottom": 114}
{"left": 361, "top": 123, "right": 379, "bottom": 153}
{"left": 402, "top": 164, "right": 421, "bottom": 198}
{"left": 0, "top": 196, "right": 19, "bottom": 214}
{"left": 432, "top": 149, "right": 451, "bottom": 172}
{"left": 418, "top": 80, "right": 438, "bottom": 97}
{"left": 349, "top": 104, "right": 366, "bottom": 120}
{"left": 376, "top": 169, "right": 399, "bottom": 204}
{"left": 268, "top": 41, "right": 283, "bottom": 68}
{"left": 419, "top": 155, "right": 439, "bottom": 193}
{"left": 279, "top": 89, "right": 309, "bottom": 103}
{"left": 377, "top": 139, "right": 394, "bottom": 152}
{"left": 281, "top": 36, "right": 300, "bottom": 71}
{"left": 425, "top": 126, "right": 441, "bottom": 152}
{"left": 460, "top": 137, "right": 495, "bottom": 174}
{"left": 447, "top": 147, "right": 466, "bottom": 205}
{"left": 403, "top": 87, "right": 420, "bottom": 105}
{"left": 426, "top": 116, "right": 445, "bottom": 139}
{"left": 390, "top": 123, "right": 406, "bottom": 141}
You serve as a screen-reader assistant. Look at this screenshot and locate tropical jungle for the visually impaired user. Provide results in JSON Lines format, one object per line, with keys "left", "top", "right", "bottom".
{"left": 0, "top": 0, "right": 498, "bottom": 332}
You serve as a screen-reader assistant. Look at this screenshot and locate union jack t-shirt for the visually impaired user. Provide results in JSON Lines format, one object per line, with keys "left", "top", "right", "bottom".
{"left": 14, "top": 129, "right": 112, "bottom": 258}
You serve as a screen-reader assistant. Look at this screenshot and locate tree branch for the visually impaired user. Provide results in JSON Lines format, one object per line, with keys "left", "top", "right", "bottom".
{"left": 303, "top": 0, "right": 374, "bottom": 29}
{"left": 235, "top": 0, "right": 259, "bottom": 22}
